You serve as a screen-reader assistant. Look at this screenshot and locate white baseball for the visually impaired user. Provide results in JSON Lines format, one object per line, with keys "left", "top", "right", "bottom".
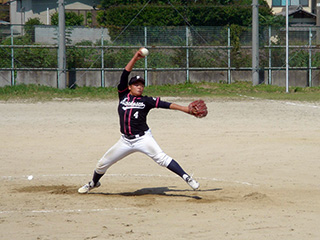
{"left": 140, "top": 48, "right": 149, "bottom": 56}
{"left": 28, "top": 175, "right": 33, "bottom": 180}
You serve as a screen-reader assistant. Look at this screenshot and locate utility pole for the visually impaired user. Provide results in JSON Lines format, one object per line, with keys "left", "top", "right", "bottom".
{"left": 252, "top": 0, "right": 260, "bottom": 85}
{"left": 317, "top": 0, "right": 320, "bottom": 45}
{"left": 57, "top": 0, "right": 66, "bottom": 89}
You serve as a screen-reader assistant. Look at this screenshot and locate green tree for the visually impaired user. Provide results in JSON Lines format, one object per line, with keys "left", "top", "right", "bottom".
{"left": 0, "top": 4, "right": 10, "bottom": 22}
{"left": 0, "top": 36, "right": 57, "bottom": 68}
{"left": 25, "top": 17, "right": 44, "bottom": 42}
{"left": 97, "top": 0, "right": 273, "bottom": 28}
{"left": 51, "top": 12, "right": 84, "bottom": 26}
{"left": 259, "top": 14, "right": 285, "bottom": 27}
{"left": 67, "top": 41, "right": 100, "bottom": 69}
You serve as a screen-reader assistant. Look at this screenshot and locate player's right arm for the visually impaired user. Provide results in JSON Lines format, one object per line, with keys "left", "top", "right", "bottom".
{"left": 118, "top": 49, "right": 145, "bottom": 93}
{"left": 125, "top": 49, "right": 144, "bottom": 72}
{"left": 118, "top": 70, "right": 130, "bottom": 92}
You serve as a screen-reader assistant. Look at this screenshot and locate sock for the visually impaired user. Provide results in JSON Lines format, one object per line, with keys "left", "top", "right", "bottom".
{"left": 92, "top": 171, "right": 104, "bottom": 186}
{"left": 167, "top": 159, "right": 188, "bottom": 179}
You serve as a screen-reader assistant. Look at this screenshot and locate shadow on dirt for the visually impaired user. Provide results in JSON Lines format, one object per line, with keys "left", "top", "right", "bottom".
{"left": 92, "top": 186, "right": 223, "bottom": 200}
{"left": 15, "top": 184, "right": 223, "bottom": 201}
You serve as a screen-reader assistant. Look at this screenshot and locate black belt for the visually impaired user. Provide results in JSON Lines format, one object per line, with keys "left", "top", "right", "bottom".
{"left": 123, "top": 132, "right": 145, "bottom": 140}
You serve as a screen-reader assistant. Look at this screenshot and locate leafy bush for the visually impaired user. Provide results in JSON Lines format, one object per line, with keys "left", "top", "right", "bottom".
{"left": 51, "top": 12, "right": 84, "bottom": 26}
{"left": 0, "top": 36, "right": 57, "bottom": 68}
{"left": 97, "top": 1, "right": 273, "bottom": 30}
{"left": 67, "top": 41, "right": 100, "bottom": 69}
{"left": 24, "top": 18, "right": 44, "bottom": 42}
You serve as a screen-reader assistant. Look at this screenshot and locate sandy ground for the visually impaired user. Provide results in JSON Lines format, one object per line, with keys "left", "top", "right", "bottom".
{"left": 0, "top": 97, "right": 320, "bottom": 240}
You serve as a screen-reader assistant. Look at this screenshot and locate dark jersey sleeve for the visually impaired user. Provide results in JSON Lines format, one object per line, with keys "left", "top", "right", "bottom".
{"left": 118, "top": 70, "right": 130, "bottom": 93}
{"left": 144, "top": 96, "right": 171, "bottom": 109}
{"left": 157, "top": 99, "right": 171, "bottom": 109}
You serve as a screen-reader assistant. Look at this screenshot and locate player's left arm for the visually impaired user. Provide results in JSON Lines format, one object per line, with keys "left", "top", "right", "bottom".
{"left": 169, "top": 103, "right": 189, "bottom": 114}
{"left": 156, "top": 99, "right": 207, "bottom": 118}
{"left": 170, "top": 101, "right": 208, "bottom": 118}
{"left": 156, "top": 100, "right": 190, "bottom": 114}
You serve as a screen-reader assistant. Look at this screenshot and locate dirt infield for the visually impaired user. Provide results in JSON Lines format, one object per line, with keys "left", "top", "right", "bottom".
{"left": 1, "top": 98, "right": 320, "bottom": 240}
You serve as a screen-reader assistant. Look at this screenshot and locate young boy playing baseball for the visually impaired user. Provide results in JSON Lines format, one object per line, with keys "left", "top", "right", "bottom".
{"left": 78, "top": 48, "right": 207, "bottom": 194}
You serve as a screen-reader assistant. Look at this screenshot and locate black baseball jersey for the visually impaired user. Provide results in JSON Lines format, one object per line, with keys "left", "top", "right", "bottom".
{"left": 117, "top": 70, "right": 171, "bottom": 135}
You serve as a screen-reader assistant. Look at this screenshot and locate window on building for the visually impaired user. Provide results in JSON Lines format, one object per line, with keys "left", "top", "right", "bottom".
{"left": 272, "top": 0, "right": 309, "bottom": 7}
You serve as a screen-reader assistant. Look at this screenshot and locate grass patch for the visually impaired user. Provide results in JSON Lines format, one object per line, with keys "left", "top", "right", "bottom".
{"left": 0, "top": 82, "right": 320, "bottom": 102}
{"left": 0, "top": 84, "right": 118, "bottom": 101}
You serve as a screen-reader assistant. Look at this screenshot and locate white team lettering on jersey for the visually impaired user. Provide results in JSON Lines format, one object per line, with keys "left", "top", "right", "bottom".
{"left": 120, "top": 98, "right": 146, "bottom": 110}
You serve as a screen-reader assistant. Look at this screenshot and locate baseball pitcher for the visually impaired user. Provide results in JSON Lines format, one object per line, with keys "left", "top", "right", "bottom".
{"left": 78, "top": 48, "right": 208, "bottom": 194}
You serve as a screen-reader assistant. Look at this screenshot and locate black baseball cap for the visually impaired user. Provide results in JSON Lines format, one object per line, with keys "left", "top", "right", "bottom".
{"left": 129, "top": 75, "right": 145, "bottom": 85}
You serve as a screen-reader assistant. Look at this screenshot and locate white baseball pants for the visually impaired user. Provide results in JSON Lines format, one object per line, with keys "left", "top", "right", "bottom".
{"left": 95, "top": 129, "right": 173, "bottom": 174}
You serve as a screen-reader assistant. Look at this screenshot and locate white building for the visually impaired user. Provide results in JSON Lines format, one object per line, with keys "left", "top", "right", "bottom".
{"left": 10, "top": 0, "right": 99, "bottom": 25}
{"left": 265, "top": 0, "right": 313, "bottom": 14}
{"left": 265, "top": 0, "right": 317, "bottom": 26}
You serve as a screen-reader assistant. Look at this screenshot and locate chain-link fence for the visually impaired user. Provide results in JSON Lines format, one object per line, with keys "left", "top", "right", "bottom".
{"left": 1, "top": 25, "right": 320, "bottom": 87}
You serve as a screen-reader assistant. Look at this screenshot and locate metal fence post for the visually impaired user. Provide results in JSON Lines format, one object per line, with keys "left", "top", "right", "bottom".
{"left": 144, "top": 26, "right": 148, "bottom": 86}
{"left": 309, "top": 27, "right": 312, "bottom": 87}
{"left": 186, "top": 26, "right": 190, "bottom": 83}
{"left": 227, "top": 27, "right": 231, "bottom": 84}
{"left": 101, "top": 28, "right": 105, "bottom": 88}
{"left": 268, "top": 26, "right": 272, "bottom": 85}
{"left": 10, "top": 25, "right": 15, "bottom": 86}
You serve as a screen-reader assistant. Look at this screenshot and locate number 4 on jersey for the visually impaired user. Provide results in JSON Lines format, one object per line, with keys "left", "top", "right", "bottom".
{"left": 133, "top": 111, "right": 139, "bottom": 119}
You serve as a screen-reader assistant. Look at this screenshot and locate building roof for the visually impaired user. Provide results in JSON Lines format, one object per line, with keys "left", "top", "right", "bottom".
{"left": 276, "top": 5, "right": 316, "bottom": 19}
{"left": 0, "top": 20, "right": 10, "bottom": 24}
{"left": 0, "top": 0, "right": 10, "bottom": 4}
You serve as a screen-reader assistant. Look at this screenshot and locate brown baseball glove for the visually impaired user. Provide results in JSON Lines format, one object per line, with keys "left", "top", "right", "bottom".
{"left": 188, "top": 100, "right": 208, "bottom": 118}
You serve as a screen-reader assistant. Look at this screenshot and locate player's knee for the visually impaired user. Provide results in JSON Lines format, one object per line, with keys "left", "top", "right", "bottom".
{"left": 153, "top": 152, "right": 172, "bottom": 167}
{"left": 95, "top": 159, "right": 110, "bottom": 174}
